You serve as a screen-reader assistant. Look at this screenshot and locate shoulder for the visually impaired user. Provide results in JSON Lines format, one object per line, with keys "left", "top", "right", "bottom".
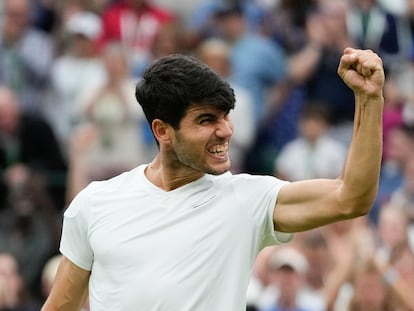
{"left": 24, "top": 28, "right": 53, "bottom": 45}
{"left": 73, "top": 165, "right": 145, "bottom": 199}
{"left": 65, "top": 166, "right": 146, "bottom": 215}
{"left": 86, "top": 165, "right": 146, "bottom": 195}
{"left": 211, "top": 172, "right": 287, "bottom": 191}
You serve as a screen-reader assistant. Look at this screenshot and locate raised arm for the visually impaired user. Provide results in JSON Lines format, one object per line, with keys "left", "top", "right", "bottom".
{"left": 274, "top": 48, "right": 384, "bottom": 232}
{"left": 41, "top": 256, "right": 90, "bottom": 311}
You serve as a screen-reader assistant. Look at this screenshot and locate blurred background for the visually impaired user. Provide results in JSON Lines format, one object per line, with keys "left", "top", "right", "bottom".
{"left": 0, "top": 0, "right": 414, "bottom": 310}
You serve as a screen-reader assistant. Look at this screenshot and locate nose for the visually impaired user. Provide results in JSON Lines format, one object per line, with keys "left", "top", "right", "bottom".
{"left": 216, "top": 118, "right": 233, "bottom": 138}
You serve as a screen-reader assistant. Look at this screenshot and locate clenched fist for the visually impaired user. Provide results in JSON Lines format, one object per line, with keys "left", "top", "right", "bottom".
{"left": 337, "top": 48, "right": 385, "bottom": 98}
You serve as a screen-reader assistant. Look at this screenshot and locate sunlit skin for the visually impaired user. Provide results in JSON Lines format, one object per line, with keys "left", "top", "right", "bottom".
{"left": 146, "top": 105, "right": 233, "bottom": 191}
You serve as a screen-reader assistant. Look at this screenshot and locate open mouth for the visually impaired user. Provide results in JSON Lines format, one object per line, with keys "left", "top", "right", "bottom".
{"left": 207, "top": 142, "right": 229, "bottom": 157}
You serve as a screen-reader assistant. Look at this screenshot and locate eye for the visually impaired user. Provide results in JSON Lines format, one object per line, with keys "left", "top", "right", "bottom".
{"left": 199, "top": 118, "right": 213, "bottom": 124}
{"left": 197, "top": 114, "right": 217, "bottom": 124}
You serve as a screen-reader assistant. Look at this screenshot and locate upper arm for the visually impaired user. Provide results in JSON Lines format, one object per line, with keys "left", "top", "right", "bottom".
{"left": 42, "top": 256, "right": 90, "bottom": 311}
{"left": 273, "top": 178, "right": 352, "bottom": 232}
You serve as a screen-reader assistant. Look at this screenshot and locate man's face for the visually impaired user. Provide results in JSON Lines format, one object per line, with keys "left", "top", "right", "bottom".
{"left": 169, "top": 105, "right": 233, "bottom": 175}
{"left": 3, "top": 0, "right": 30, "bottom": 43}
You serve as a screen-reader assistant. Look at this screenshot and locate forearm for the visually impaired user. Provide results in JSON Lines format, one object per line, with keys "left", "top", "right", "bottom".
{"left": 41, "top": 292, "right": 88, "bottom": 311}
{"left": 339, "top": 92, "right": 384, "bottom": 215}
{"left": 324, "top": 262, "right": 353, "bottom": 311}
{"left": 42, "top": 257, "right": 90, "bottom": 311}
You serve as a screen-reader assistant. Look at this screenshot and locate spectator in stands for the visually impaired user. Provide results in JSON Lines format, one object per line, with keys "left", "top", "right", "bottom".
{"left": 347, "top": 0, "right": 413, "bottom": 69}
{"left": 274, "top": 102, "right": 347, "bottom": 181}
{"left": 323, "top": 217, "right": 376, "bottom": 311}
{"left": 132, "top": 19, "right": 185, "bottom": 78}
{"left": 213, "top": 3, "right": 287, "bottom": 125}
{"left": 98, "top": 0, "right": 175, "bottom": 72}
{"left": 262, "top": 0, "right": 314, "bottom": 55}
{"left": 0, "top": 0, "right": 54, "bottom": 115}
{"left": 185, "top": 0, "right": 267, "bottom": 50}
{"left": 346, "top": 260, "right": 393, "bottom": 311}
{"left": 389, "top": 157, "right": 414, "bottom": 223}
{"left": 381, "top": 71, "right": 405, "bottom": 162}
{"left": 242, "top": 0, "right": 314, "bottom": 174}
{"left": 300, "top": 0, "right": 356, "bottom": 146}
{"left": 49, "top": 10, "right": 106, "bottom": 156}
{"left": 259, "top": 246, "right": 321, "bottom": 311}
{"left": 296, "top": 230, "right": 330, "bottom": 311}
{"left": 348, "top": 217, "right": 414, "bottom": 311}
{"left": 372, "top": 123, "right": 414, "bottom": 223}
{"left": 248, "top": 0, "right": 354, "bottom": 175}
{"left": 384, "top": 246, "right": 414, "bottom": 310}
{"left": 0, "top": 86, "right": 67, "bottom": 210}
{"left": 376, "top": 203, "right": 413, "bottom": 261}
{"left": 247, "top": 246, "right": 279, "bottom": 309}
{"left": 32, "top": 0, "right": 57, "bottom": 34}
{"left": 0, "top": 252, "right": 40, "bottom": 310}
{"left": 0, "top": 169, "right": 60, "bottom": 303}
{"left": 66, "top": 42, "right": 150, "bottom": 203}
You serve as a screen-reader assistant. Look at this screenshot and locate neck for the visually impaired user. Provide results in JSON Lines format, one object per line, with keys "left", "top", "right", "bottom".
{"left": 145, "top": 155, "right": 205, "bottom": 191}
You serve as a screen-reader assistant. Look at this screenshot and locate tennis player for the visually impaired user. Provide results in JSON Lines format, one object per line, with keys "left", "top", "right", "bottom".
{"left": 42, "top": 48, "right": 384, "bottom": 311}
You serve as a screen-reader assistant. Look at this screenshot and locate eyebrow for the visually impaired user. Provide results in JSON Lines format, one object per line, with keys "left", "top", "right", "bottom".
{"left": 188, "top": 107, "right": 230, "bottom": 121}
{"left": 194, "top": 113, "right": 217, "bottom": 121}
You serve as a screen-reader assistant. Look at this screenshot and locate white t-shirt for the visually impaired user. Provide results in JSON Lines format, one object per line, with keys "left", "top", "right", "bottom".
{"left": 60, "top": 165, "right": 293, "bottom": 311}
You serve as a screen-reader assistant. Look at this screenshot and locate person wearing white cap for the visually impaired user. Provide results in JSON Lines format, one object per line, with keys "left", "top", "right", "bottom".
{"left": 65, "top": 12, "right": 103, "bottom": 41}
{"left": 268, "top": 246, "right": 309, "bottom": 275}
{"left": 257, "top": 246, "right": 324, "bottom": 311}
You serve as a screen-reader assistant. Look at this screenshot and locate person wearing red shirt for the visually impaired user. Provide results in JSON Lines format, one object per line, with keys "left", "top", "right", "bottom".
{"left": 99, "top": 0, "right": 175, "bottom": 69}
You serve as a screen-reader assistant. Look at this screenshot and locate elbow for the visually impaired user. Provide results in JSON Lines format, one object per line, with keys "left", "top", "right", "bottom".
{"left": 345, "top": 201, "right": 372, "bottom": 218}
{"left": 338, "top": 187, "right": 378, "bottom": 219}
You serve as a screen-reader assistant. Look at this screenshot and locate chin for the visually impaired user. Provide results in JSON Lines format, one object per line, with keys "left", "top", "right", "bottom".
{"left": 207, "top": 168, "right": 229, "bottom": 176}
{"left": 206, "top": 162, "right": 231, "bottom": 175}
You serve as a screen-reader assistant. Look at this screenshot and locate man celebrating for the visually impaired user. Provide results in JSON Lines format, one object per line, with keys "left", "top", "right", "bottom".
{"left": 42, "top": 48, "right": 384, "bottom": 311}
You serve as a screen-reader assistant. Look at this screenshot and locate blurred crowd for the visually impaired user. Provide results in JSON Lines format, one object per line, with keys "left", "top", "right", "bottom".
{"left": 0, "top": 0, "right": 414, "bottom": 310}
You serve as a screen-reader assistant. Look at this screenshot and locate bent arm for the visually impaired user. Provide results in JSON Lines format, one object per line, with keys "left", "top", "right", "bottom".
{"left": 41, "top": 256, "right": 90, "bottom": 311}
{"left": 274, "top": 48, "right": 384, "bottom": 232}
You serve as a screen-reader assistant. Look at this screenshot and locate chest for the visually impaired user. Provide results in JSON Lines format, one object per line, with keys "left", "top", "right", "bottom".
{"left": 88, "top": 191, "right": 253, "bottom": 275}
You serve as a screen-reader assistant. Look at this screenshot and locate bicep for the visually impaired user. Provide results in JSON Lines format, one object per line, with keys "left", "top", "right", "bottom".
{"left": 274, "top": 178, "right": 347, "bottom": 232}
{"left": 42, "top": 256, "right": 90, "bottom": 311}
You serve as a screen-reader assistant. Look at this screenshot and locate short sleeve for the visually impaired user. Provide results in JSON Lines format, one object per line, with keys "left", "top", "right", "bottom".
{"left": 60, "top": 185, "right": 94, "bottom": 271}
{"left": 262, "top": 180, "right": 295, "bottom": 247}
{"left": 232, "top": 174, "right": 295, "bottom": 249}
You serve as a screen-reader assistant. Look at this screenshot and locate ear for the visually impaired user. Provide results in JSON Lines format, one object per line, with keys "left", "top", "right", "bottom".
{"left": 152, "top": 119, "right": 173, "bottom": 145}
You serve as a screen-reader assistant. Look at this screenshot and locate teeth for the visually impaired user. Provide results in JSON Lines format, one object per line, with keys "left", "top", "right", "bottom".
{"left": 208, "top": 143, "right": 228, "bottom": 154}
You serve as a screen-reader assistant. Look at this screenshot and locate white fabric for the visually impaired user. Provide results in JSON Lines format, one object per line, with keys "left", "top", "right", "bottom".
{"left": 49, "top": 56, "right": 106, "bottom": 151}
{"left": 60, "top": 165, "right": 293, "bottom": 311}
{"left": 276, "top": 135, "right": 347, "bottom": 181}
